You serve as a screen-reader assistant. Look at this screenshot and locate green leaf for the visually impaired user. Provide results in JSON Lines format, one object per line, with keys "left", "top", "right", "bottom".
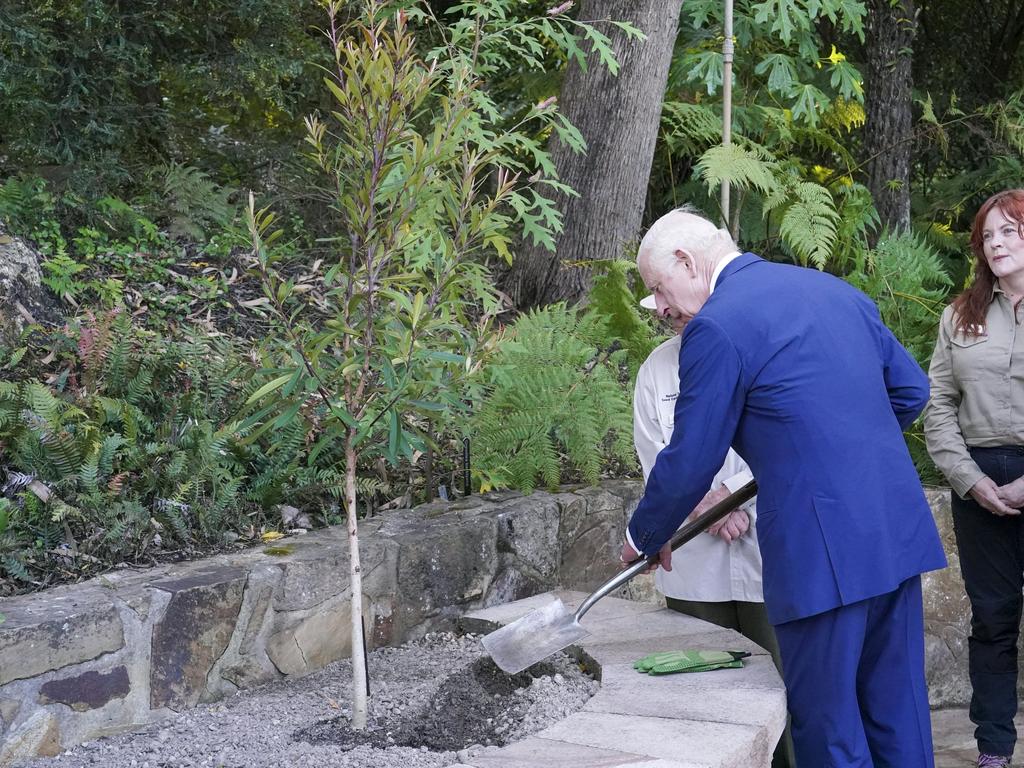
{"left": 245, "top": 373, "right": 293, "bottom": 406}
{"left": 755, "top": 54, "right": 798, "bottom": 95}
{"left": 829, "top": 60, "right": 864, "bottom": 101}
{"left": 272, "top": 400, "right": 302, "bottom": 430}
{"left": 323, "top": 76, "right": 347, "bottom": 106}
{"left": 694, "top": 145, "right": 778, "bottom": 195}
{"left": 752, "top": 0, "right": 807, "bottom": 43}
{"left": 387, "top": 410, "right": 400, "bottom": 463}
{"left": 789, "top": 84, "right": 830, "bottom": 127}
{"left": 4, "top": 347, "right": 27, "bottom": 370}
{"left": 684, "top": 51, "right": 723, "bottom": 95}
{"left": 409, "top": 399, "right": 448, "bottom": 412}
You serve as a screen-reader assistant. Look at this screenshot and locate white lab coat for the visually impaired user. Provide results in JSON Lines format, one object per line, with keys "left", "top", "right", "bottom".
{"left": 634, "top": 335, "right": 765, "bottom": 602}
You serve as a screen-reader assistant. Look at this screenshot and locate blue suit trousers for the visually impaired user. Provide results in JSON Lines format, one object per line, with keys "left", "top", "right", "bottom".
{"left": 774, "top": 576, "right": 934, "bottom": 767}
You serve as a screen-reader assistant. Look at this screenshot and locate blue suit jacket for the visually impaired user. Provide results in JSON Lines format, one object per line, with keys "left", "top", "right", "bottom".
{"left": 627, "top": 253, "right": 947, "bottom": 624}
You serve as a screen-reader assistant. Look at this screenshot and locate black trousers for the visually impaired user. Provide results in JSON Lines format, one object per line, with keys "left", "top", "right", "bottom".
{"left": 951, "top": 445, "right": 1024, "bottom": 757}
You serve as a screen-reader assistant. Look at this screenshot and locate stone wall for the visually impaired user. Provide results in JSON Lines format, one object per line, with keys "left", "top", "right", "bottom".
{"left": 0, "top": 481, "right": 977, "bottom": 764}
{"left": 922, "top": 486, "right": 973, "bottom": 708}
{"left": 0, "top": 483, "right": 642, "bottom": 765}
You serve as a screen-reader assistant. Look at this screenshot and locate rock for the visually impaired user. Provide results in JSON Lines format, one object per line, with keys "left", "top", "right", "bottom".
{"left": 266, "top": 594, "right": 369, "bottom": 677}
{"left": 272, "top": 540, "right": 352, "bottom": 613}
{"left": 557, "top": 488, "right": 624, "bottom": 591}
{"left": 149, "top": 566, "right": 247, "bottom": 711}
{"left": 211, "top": 565, "right": 282, "bottom": 692}
{"left": 0, "top": 699, "right": 20, "bottom": 738}
{"left": 0, "top": 710, "right": 60, "bottom": 766}
{"left": 493, "top": 496, "right": 561, "bottom": 578}
{"left": 38, "top": 665, "right": 131, "bottom": 711}
{"left": 392, "top": 512, "right": 497, "bottom": 634}
{"left": 0, "top": 589, "right": 125, "bottom": 686}
{"left": 278, "top": 505, "right": 312, "bottom": 530}
{"left": 921, "top": 487, "right": 973, "bottom": 706}
{"left": 0, "top": 221, "right": 62, "bottom": 347}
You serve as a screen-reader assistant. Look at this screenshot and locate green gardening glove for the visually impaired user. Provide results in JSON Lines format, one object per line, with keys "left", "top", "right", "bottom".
{"left": 633, "top": 649, "right": 750, "bottom": 675}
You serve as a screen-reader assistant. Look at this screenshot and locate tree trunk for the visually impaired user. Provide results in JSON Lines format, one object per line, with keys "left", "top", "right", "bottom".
{"left": 503, "top": 0, "right": 683, "bottom": 310}
{"left": 863, "top": 0, "right": 916, "bottom": 234}
{"left": 344, "top": 438, "right": 368, "bottom": 730}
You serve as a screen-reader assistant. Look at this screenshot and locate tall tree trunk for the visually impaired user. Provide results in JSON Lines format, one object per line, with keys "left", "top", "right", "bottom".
{"left": 503, "top": 0, "right": 682, "bottom": 310}
{"left": 863, "top": 0, "right": 916, "bottom": 234}
{"left": 344, "top": 437, "right": 367, "bottom": 729}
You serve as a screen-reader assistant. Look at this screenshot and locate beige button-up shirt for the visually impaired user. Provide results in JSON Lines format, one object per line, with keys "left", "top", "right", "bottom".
{"left": 925, "top": 287, "right": 1024, "bottom": 497}
{"left": 633, "top": 335, "right": 763, "bottom": 602}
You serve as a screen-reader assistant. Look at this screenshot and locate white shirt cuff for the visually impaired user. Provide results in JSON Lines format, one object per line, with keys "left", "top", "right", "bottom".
{"left": 721, "top": 469, "right": 756, "bottom": 519}
{"left": 722, "top": 469, "right": 754, "bottom": 493}
{"left": 625, "top": 527, "right": 638, "bottom": 554}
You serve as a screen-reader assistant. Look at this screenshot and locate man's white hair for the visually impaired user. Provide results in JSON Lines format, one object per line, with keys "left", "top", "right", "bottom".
{"left": 639, "top": 206, "right": 737, "bottom": 272}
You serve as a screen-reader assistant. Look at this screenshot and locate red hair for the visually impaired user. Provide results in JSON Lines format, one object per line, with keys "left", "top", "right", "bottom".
{"left": 952, "top": 189, "right": 1024, "bottom": 336}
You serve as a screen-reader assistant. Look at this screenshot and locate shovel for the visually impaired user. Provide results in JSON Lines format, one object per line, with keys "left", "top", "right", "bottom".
{"left": 481, "top": 480, "right": 758, "bottom": 674}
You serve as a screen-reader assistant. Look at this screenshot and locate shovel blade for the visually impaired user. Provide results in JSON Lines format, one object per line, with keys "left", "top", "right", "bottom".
{"left": 480, "top": 598, "right": 590, "bottom": 674}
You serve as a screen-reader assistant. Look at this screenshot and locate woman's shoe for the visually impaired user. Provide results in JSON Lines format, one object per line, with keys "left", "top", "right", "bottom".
{"left": 978, "top": 754, "right": 1011, "bottom": 768}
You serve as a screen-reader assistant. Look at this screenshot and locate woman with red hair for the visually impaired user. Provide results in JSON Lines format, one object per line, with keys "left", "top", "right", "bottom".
{"left": 926, "top": 188, "right": 1024, "bottom": 768}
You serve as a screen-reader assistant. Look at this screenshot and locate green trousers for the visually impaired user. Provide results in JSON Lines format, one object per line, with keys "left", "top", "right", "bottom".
{"left": 666, "top": 597, "right": 797, "bottom": 768}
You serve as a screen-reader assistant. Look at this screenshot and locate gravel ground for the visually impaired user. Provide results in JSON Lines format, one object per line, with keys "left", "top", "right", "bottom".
{"left": 17, "top": 632, "right": 597, "bottom": 768}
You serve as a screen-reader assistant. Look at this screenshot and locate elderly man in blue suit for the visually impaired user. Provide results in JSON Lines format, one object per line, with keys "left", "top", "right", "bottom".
{"left": 621, "top": 208, "right": 947, "bottom": 767}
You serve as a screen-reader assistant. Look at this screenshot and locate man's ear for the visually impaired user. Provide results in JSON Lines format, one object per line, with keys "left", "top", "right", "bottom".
{"left": 674, "top": 248, "right": 696, "bottom": 275}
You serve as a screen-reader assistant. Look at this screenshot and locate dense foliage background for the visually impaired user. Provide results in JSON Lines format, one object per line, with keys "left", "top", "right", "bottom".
{"left": 0, "top": 0, "right": 1020, "bottom": 592}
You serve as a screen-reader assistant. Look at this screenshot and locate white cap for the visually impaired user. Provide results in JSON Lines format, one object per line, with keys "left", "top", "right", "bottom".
{"left": 639, "top": 294, "right": 657, "bottom": 310}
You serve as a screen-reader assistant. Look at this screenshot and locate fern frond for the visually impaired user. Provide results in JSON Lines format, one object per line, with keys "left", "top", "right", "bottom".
{"left": 694, "top": 144, "right": 779, "bottom": 196}
{"left": 661, "top": 102, "right": 722, "bottom": 155}
{"left": 778, "top": 182, "right": 840, "bottom": 268}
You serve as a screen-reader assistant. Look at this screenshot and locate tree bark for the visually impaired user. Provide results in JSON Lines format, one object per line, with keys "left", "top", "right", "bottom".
{"left": 344, "top": 438, "right": 368, "bottom": 730}
{"left": 863, "top": 0, "right": 916, "bottom": 234}
{"left": 503, "top": 0, "right": 682, "bottom": 310}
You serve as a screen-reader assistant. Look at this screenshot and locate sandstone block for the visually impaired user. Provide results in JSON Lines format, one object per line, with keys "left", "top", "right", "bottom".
{"left": 149, "top": 566, "right": 246, "bottom": 711}
{"left": 557, "top": 490, "right": 623, "bottom": 592}
{"left": 392, "top": 513, "right": 497, "bottom": 634}
{"left": 493, "top": 496, "right": 561, "bottom": 578}
{"left": 0, "top": 591, "right": 124, "bottom": 686}
{"left": 0, "top": 710, "right": 60, "bottom": 766}
{"left": 38, "top": 666, "right": 130, "bottom": 712}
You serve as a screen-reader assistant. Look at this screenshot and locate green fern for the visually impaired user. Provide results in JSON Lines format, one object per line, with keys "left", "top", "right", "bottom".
{"left": 847, "top": 231, "right": 952, "bottom": 364}
{"left": 661, "top": 102, "right": 722, "bottom": 156}
{"left": 585, "top": 259, "right": 663, "bottom": 379}
{"left": 159, "top": 163, "right": 236, "bottom": 240}
{"left": 471, "top": 304, "right": 634, "bottom": 492}
{"left": 773, "top": 182, "right": 841, "bottom": 269}
{"left": 694, "top": 144, "right": 779, "bottom": 196}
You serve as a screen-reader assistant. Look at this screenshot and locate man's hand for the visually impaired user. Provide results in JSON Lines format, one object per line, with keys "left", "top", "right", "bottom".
{"left": 970, "top": 476, "right": 1019, "bottom": 516}
{"left": 690, "top": 484, "right": 731, "bottom": 520}
{"left": 692, "top": 484, "right": 745, "bottom": 540}
{"left": 996, "top": 477, "right": 1024, "bottom": 509}
{"left": 708, "top": 509, "right": 750, "bottom": 542}
{"left": 620, "top": 539, "right": 672, "bottom": 573}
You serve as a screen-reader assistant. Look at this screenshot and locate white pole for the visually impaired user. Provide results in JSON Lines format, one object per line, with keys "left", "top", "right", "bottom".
{"left": 721, "top": 0, "right": 734, "bottom": 232}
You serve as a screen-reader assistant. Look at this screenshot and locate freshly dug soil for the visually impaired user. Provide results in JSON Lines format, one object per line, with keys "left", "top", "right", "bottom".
{"left": 16, "top": 632, "right": 597, "bottom": 768}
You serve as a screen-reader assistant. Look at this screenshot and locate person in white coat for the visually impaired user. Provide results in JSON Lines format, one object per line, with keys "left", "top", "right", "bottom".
{"left": 635, "top": 294, "right": 793, "bottom": 768}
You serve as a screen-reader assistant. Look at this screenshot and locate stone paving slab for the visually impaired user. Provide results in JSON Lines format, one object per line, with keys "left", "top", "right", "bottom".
{"left": 931, "top": 707, "right": 1024, "bottom": 767}
{"left": 580, "top": 627, "right": 769, "bottom": 667}
{"left": 600, "top": 655, "right": 786, "bottom": 693}
{"left": 463, "top": 591, "right": 785, "bottom": 768}
{"left": 450, "top": 736, "right": 695, "bottom": 767}
{"left": 534, "top": 711, "right": 768, "bottom": 768}
{"left": 587, "top": 661, "right": 787, "bottom": 729}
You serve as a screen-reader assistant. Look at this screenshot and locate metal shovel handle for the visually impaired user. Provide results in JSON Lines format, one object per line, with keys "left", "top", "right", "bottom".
{"left": 574, "top": 479, "right": 758, "bottom": 622}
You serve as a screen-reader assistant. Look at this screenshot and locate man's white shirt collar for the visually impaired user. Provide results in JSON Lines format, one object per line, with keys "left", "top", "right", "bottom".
{"left": 710, "top": 251, "right": 743, "bottom": 295}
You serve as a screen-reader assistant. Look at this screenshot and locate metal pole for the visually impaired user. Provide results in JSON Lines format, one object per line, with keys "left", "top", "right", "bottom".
{"left": 462, "top": 437, "right": 471, "bottom": 496}
{"left": 720, "top": 0, "right": 734, "bottom": 231}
